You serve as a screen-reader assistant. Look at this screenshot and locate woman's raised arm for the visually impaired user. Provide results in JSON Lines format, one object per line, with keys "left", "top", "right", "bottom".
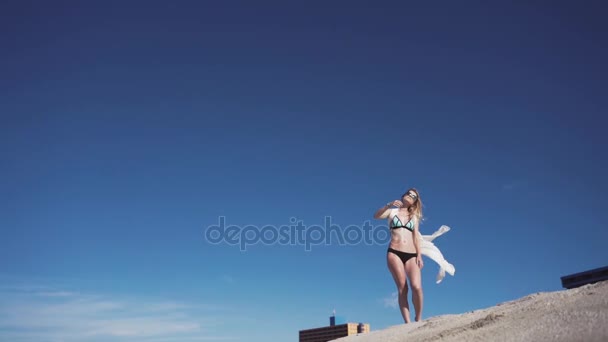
{"left": 373, "top": 200, "right": 402, "bottom": 219}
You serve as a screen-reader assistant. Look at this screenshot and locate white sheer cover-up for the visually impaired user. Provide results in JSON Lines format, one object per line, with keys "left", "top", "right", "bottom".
{"left": 419, "top": 225, "right": 455, "bottom": 284}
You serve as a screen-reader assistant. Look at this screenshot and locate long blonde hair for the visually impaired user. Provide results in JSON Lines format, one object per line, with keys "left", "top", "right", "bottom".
{"left": 403, "top": 188, "right": 424, "bottom": 223}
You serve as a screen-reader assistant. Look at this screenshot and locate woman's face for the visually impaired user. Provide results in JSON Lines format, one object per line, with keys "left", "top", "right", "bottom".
{"left": 402, "top": 190, "right": 418, "bottom": 207}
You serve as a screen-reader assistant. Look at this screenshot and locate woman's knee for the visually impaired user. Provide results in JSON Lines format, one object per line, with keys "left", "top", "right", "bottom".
{"left": 410, "top": 283, "right": 423, "bottom": 292}
{"left": 399, "top": 285, "right": 408, "bottom": 296}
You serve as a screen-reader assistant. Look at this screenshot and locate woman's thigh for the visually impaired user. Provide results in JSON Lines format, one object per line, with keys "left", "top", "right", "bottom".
{"left": 387, "top": 252, "right": 407, "bottom": 290}
{"left": 405, "top": 257, "right": 422, "bottom": 289}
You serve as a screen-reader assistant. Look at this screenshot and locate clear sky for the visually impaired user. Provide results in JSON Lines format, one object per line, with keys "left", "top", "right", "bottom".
{"left": 1, "top": 1, "right": 607, "bottom": 341}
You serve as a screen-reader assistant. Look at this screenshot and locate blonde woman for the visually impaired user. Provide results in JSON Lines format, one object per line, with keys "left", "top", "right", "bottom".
{"left": 374, "top": 188, "right": 424, "bottom": 323}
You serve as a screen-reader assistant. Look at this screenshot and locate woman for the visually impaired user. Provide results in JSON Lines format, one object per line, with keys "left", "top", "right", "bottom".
{"left": 374, "top": 188, "right": 424, "bottom": 323}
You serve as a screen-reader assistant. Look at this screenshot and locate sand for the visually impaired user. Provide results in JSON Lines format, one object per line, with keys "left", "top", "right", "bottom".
{"left": 335, "top": 280, "right": 608, "bottom": 342}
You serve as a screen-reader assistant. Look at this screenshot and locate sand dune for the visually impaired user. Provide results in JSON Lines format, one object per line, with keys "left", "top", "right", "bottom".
{"left": 335, "top": 280, "right": 608, "bottom": 342}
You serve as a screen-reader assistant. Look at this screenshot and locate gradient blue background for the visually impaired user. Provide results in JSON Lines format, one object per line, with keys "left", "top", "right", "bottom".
{"left": 1, "top": 1, "right": 607, "bottom": 341}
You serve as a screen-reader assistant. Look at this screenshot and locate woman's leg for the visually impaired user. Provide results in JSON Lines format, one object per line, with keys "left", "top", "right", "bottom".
{"left": 387, "top": 252, "right": 410, "bottom": 323}
{"left": 405, "top": 256, "right": 423, "bottom": 321}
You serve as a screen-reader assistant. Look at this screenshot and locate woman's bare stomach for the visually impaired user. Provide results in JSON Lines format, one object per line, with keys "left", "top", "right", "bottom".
{"left": 389, "top": 230, "right": 416, "bottom": 253}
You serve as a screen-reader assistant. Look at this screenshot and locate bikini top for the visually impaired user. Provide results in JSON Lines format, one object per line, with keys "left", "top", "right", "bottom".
{"left": 389, "top": 209, "right": 415, "bottom": 232}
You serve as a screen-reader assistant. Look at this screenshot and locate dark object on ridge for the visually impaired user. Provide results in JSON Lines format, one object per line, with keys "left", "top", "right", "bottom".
{"left": 561, "top": 266, "right": 608, "bottom": 289}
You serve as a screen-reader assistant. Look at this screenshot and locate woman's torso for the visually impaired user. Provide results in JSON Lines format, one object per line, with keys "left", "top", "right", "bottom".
{"left": 388, "top": 208, "right": 417, "bottom": 253}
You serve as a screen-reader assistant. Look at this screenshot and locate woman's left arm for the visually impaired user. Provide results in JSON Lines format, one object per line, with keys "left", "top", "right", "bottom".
{"left": 413, "top": 218, "right": 424, "bottom": 269}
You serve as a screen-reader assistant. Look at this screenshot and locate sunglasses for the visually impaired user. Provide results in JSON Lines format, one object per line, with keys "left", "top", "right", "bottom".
{"left": 404, "top": 191, "right": 418, "bottom": 201}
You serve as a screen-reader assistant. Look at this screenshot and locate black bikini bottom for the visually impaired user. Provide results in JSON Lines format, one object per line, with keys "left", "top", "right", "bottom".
{"left": 387, "top": 247, "right": 417, "bottom": 264}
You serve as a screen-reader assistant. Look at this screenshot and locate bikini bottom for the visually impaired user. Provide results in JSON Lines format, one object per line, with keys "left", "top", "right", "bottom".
{"left": 387, "top": 247, "right": 417, "bottom": 264}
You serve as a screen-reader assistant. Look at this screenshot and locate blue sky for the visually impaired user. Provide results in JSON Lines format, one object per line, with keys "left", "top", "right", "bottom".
{"left": 1, "top": 1, "right": 607, "bottom": 341}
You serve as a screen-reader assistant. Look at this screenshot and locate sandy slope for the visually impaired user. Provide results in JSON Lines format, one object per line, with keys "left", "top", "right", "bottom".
{"left": 335, "top": 280, "right": 608, "bottom": 342}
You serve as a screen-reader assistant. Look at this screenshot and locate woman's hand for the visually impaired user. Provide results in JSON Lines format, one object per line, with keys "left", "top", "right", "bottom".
{"left": 390, "top": 200, "right": 403, "bottom": 208}
{"left": 416, "top": 255, "right": 424, "bottom": 269}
